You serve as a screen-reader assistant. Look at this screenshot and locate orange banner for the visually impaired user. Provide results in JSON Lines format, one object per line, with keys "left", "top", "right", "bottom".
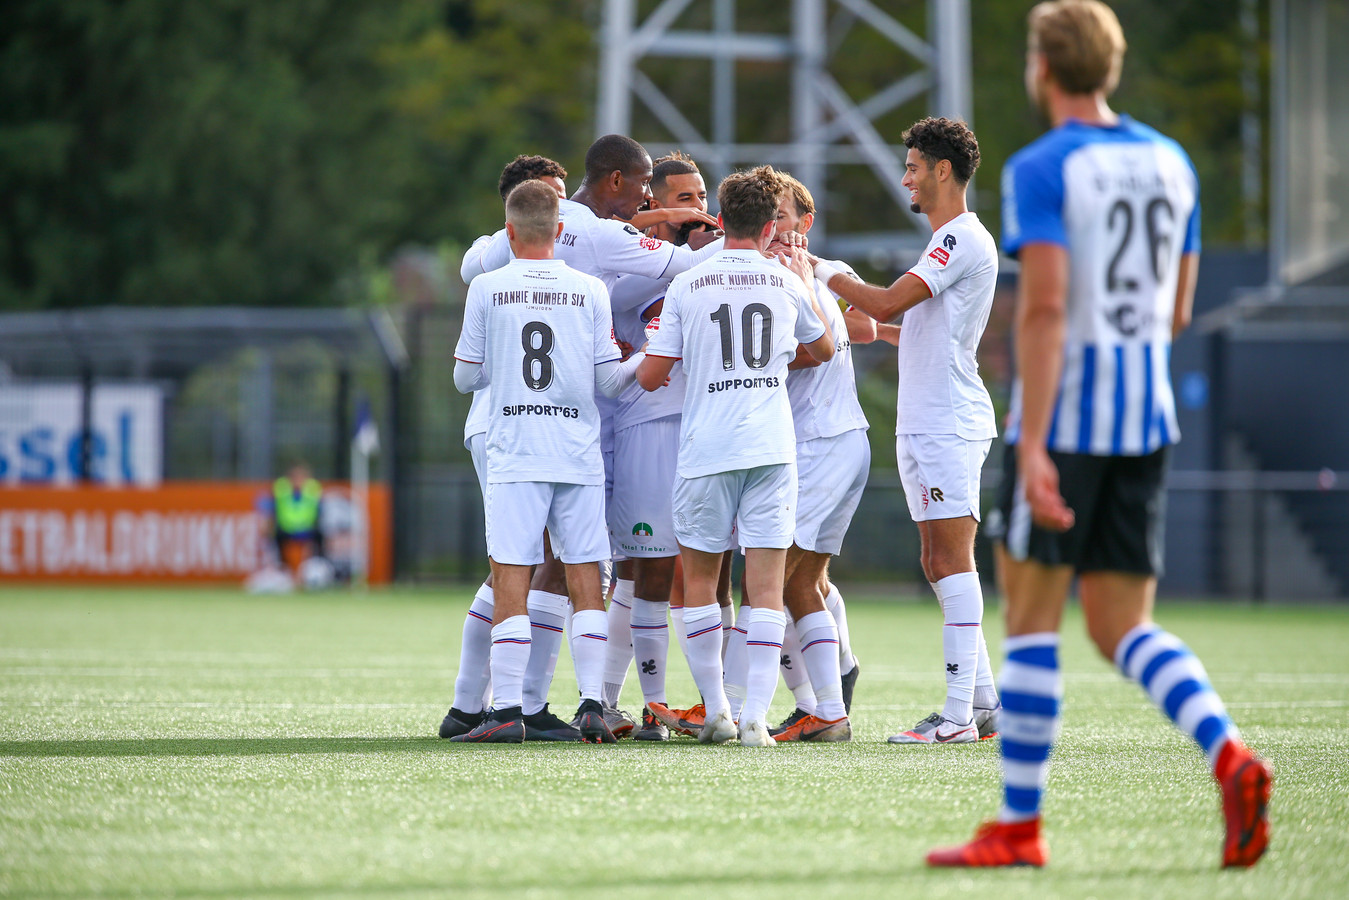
{"left": 0, "top": 482, "right": 390, "bottom": 584}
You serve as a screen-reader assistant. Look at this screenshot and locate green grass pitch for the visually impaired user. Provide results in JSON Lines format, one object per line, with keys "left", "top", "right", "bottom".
{"left": 2, "top": 586, "right": 1346, "bottom": 899}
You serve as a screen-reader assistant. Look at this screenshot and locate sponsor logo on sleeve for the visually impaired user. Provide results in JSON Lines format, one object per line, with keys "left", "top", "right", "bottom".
{"left": 639, "top": 236, "right": 662, "bottom": 251}
{"left": 928, "top": 246, "right": 950, "bottom": 267}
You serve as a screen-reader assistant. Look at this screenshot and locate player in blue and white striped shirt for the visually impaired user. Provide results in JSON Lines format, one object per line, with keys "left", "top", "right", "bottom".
{"left": 928, "top": 0, "right": 1272, "bottom": 871}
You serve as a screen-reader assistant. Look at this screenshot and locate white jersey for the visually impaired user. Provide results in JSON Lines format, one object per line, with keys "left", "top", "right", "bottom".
{"left": 786, "top": 261, "right": 870, "bottom": 443}
{"left": 454, "top": 258, "right": 621, "bottom": 485}
{"left": 611, "top": 274, "right": 686, "bottom": 431}
{"left": 464, "top": 388, "right": 490, "bottom": 445}
{"left": 1001, "top": 115, "right": 1197, "bottom": 455}
{"left": 648, "top": 250, "right": 826, "bottom": 478}
{"left": 467, "top": 199, "right": 723, "bottom": 292}
{"left": 896, "top": 212, "right": 999, "bottom": 440}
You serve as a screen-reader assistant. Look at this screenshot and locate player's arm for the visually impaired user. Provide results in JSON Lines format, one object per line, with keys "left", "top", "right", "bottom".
{"left": 635, "top": 354, "right": 677, "bottom": 391}
{"left": 1173, "top": 252, "right": 1199, "bottom": 338}
{"left": 460, "top": 229, "right": 511, "bottom": 283}
{"left": 624, "top": 207, "right": 719, "bottom": 232}
{"left": 1015, "top": 242, "right": 1074, "bottom": 531}
{"left": 452, "top": 358, "right": 489, "bottom": 393}
{"left": 787, "top": 344, "right": 821, "bottom": 370}
{"left": 814, "top": 261, "right": 930, "bottom": 323}
{"left": 596, "top": 354, "right": 647, "bottom": 397}
{"left": 844, "top": 307, "right": 877, "bottom": 344}
{"left": 875, "top": 323, "right": 901, "bottom": 346}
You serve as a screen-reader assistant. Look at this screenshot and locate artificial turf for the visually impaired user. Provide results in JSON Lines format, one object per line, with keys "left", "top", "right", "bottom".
{"left": 1, "top": 586, "right": 1346, "bottom": 899}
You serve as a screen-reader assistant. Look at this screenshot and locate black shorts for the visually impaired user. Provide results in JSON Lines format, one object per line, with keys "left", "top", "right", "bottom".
{"left": 994, "top": 441, "right": 1170, "bottom": 576}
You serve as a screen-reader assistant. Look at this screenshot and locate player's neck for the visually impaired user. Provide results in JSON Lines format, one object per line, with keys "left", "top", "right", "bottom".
{"left": 1048, "top": 88, "right": 1117, "bottom": 128}
{"left": 722, "top": 236, "right": 764, "bottom": 253}
{"left": 924, "top": 193, "right": 969, "bottom": 233}
{"left": 510, "top": 243, "right": 556, "bottom": 261}
{"left": 570, "top": 186, "right": 616, "bottom": 221}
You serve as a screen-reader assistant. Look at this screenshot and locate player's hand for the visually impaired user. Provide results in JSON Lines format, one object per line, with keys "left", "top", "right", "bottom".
{"left": 687, "top": 227, "right": 722, "bottom": 250}
{"left": 776, "top": 245, "right": 816, "bottom": 288}
{"left": 616, "top": 339, "right": 635, "bottom": 361}
{"left": 662, "top": 208, "right": 719, "bottom": 229}
{"left": 1019, "top": 444, "right": 1074, "bottom": 532}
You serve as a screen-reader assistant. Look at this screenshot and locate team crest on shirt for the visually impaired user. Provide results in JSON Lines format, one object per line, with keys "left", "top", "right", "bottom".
{"left": 928, "top": 246, "right": 950, "bottom": 267}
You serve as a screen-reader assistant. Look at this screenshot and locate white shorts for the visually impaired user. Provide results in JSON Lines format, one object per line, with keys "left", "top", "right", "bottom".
{"left": 673, "top": 463, "right": 797, "bottom": 553}
{"left": 486, "top": 481, "right": 609, "bottom": 565}
{"left": 468, "top": 432, "right": 488, "bottom": 502}
{"left": 609, "top": 416, "right": 681, "bottom": 558}
{"left": 795, "top": 430, "right": 871, "bottom": 555}
{"left": 896, "top": 433, "right": 991, "bottom": 522}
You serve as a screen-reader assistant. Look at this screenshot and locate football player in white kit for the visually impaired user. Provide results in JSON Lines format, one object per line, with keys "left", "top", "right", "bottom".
{"left": 450, "top": 180, "right": 646, "bottom": 742}
{"left": 464, "top": 135, "right": 724, "bottom": 736}
{"left": 638, "top": 166, "right": 836, "bottom": 747}
{"left": 764, "top": 173, "right": 875, "bottom": 742}
{"left": 813, "top": 117, "right": 1003, "bottom": 745}
{"left": 605, "top": 153, "right": 719, "bottom": 741}
{"left": 441, "top": 156, "right": 584, "bottom": 742}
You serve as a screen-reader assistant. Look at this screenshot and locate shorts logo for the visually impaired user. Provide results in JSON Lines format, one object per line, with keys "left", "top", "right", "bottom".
{"left": 632, "top": 522, "right": 653, "bottom": 537}
{"left": 947, "top": 662, "right": 959, "bottom": 674}
{"left": 928, "top": 246, "right": 950, "bottom": 267}
{"left": 921, "top": 486, "right": 944, "bottom": 510}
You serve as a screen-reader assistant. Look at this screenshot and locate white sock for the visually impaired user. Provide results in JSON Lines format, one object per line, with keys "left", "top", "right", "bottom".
{"left": 796, "top": 609, "right": 844, "bottom": 720}
{"left": 938, "top": 572, "right": 982, "bottom": 725}
{"left": 739, "top": 607, "right": 787, "bottom": 726}
{"left": 670, "top": 607, "right": 688, "bottom": 659}
{"left": 974, "top": 630, "right": 1000, "bottom": 710}
{"left": 824, "top": 582, "right": 857, "bottom": 671}
{"left": 488, "top": 615, "right": 531, "bottom": 710}
{"left": 683, "top": 604, "right": 729, "bottom": 718}
{"left": 720, "top": 603, "right": 735, "bottom": 657}
{"left": 631, "top": 597, "right": 670, "bottom": 705}
{"left": 569, "top": 608, "right": 608, "bottom": 703}
{"left": 522, "top": 590, "right": 568, "bottom": 716}
{"left": 779, "top": 614, "right": 816, "bottom": 715}
{"left": 602, "top": 579, "right": 635, "bottom": 706}
{"left": 722, "top": 605, "right": 750, "bottom": 720}
{"left": 451, "top": 584, "right": 494, "bottom": 714}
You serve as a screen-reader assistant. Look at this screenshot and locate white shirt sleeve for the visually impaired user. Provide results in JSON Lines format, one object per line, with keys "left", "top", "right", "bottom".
{"left": 590, "top": 277, "right": 623, "bottom": 367}
{"left": 662, "top": 236, "right": 725, "bottom": 279}
{"left": 906, "top": 229, "right": 975, "bottom": 298}
{"left": 461, "top": 229, "right": 512, "bottom": 284}
{"left": 792, "top": 280, "right": 827, "bottom": 344}
{"left": 454, "top": 281, "right": 489, "bottom": 364}
{"left": 595, "top": 354, "right": 645, "bottom": 398}
{"left": 595, "top": 220, "right": 678, "bottom": 280}
{"left": 645, "top": 281, "right": 685, "bottom": 359}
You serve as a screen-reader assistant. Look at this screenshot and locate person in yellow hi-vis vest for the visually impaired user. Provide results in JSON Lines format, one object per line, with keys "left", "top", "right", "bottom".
{"left": 271, "top": 462, "right": 324, "bottom": 574}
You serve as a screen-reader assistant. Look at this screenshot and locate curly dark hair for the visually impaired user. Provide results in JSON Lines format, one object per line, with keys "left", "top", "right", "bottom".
{"left": 902, "top": 117, "right": 981, "bottom": 185}
{"left": 716, "top": 165, "right": 787, "bottom": 240}
{"left": 651, "top": 150, "right": 700, "bottom": 197}
{"left": 498, "top": 155, "right": 567, "bottom": 201}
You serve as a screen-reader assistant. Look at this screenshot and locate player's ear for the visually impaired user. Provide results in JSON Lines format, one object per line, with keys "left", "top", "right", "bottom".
{"left": 505, "top": 222, "right": 517, "bottom": 242}
{"left": 608, "top": 169, "right": 623, "bottom": 192}
{"left": 800, "top": 211, "right": 814, "bottom": 234}
{"left": 716, "top": 213, "right": 724, "bottom": 231}
{"left": 555, "top": 221, "right": 564, "bottom": 239}
{"left": 936, "top": 159, "right": 952, "bottom": 182}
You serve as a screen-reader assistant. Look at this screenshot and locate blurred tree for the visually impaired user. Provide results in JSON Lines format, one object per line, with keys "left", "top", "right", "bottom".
{"left": 0, "top": 0, "right": 594, "bottom": 309}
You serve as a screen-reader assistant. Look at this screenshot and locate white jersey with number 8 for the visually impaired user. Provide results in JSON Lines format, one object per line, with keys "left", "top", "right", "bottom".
{"left": 454, "top": 258, "right": 622, "bottom": 485}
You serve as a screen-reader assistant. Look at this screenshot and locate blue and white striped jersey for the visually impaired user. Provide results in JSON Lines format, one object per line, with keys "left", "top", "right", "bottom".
{"left": 1001, "top": 115, "right": 1199, "bottom": 456}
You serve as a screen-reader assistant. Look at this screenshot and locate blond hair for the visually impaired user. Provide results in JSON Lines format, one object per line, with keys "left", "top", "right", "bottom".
{"left": 1028, "top": 0, "right": 1127, "bottom": 96}
{"left": 505, "top": 180, "right": 560, "bottom": 245}
{"left": 778, "top": 172, "right": 816, "bottom": 219}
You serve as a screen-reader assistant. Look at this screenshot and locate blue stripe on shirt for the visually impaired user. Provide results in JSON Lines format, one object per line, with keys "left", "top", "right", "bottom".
{"left": 1111, "top": 345, "right": 1126, "bottom": 455}
{"left": 1077, "top": 345, "right": 1096, "bottom": 454}
{"left": 1141, "top": 344, "right": 1155, "bottom": 453}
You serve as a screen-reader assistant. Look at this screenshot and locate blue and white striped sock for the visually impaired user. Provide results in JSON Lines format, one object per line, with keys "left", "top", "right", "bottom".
{"left": 1115, "top": 624, "right": 1239, "bottom": 767}
{"left": 997, "top": 633, "right": 1062, "bottom": 824}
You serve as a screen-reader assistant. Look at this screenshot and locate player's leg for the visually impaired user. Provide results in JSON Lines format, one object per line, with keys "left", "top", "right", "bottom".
{"left": 892, "top": 435, "right": 991, "bottom": 744}
{"left": 735, "top": 463, "right": 796, "bottom": 747}
{"left": 721, "top": 560, "right": 751, "bottom": 720}
{"left": 546, "top": 481, "right": 620, "bottom": 744}
{"left": 630, "top": 555, "right": 677, "bottom": 740}
{"left": 652, "top": 471, "right": 739, "bottom": 743}
{"left": 775, "top": 545, "right": 850, "bottom": 742}
{"left": 451, "top": 481, "right": 552, "bottom": 743}
{"left": 1080, "top": 450, "right": 1270, "bottom": 867}
{"left": 601, "top": 559, "right": 635, "bottom": 709}
{"left": 520, "top": 535, "right": 569, "bottom": 720}
{"left": 777, "top": 605, "right": 818, "bottom": 719}
{"left": 717, "top": 550, "right": 736, "bottom": 655}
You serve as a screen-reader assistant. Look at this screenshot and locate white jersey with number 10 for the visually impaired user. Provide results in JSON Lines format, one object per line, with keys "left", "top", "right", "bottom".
{"left": 648, "top": 250, "right": 826, "bottom": 478}
{"left": 454, "top": 258, "right": 621, "bottom": 485}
